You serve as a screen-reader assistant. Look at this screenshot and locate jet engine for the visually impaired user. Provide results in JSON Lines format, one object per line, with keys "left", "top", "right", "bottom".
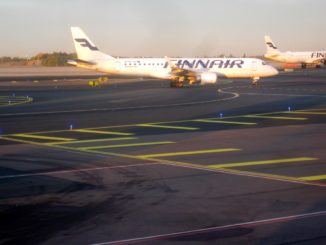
{"left": 198, "top": 72, "right": 218, "bottom": 85}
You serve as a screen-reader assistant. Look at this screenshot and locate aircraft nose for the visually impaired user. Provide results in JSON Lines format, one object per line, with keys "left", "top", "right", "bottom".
{"left": 269, "top": 65, "right": 279, "bottom": 76}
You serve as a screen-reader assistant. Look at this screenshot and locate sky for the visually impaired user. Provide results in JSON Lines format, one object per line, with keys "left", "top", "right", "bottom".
{"left": 1, "top": 0, "right": 326, "bottom": 57}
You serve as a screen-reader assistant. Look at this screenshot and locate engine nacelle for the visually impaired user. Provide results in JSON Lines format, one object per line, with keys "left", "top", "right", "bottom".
{"left": 198, "top": 72, "right": 218, "bottom": 85}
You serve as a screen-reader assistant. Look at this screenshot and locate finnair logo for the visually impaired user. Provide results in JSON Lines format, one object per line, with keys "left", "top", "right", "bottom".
{"left": 311, "top": 52, "right": 326, "bottom": 58}
{"left": 75, "top": 38, "right": 99, "bottom": 51}
{"left": 266, "top": 42, "right": 277, "bottom": 49}
{"left": 164, "top": 59, "right": 245, "bottom": 69}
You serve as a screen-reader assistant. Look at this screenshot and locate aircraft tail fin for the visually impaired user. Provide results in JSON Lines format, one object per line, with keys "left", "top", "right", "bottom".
{"left": 71, "top": 27, "right": 114, "bottom": 61}
{"left": 264, "top": 35, "right": 280, "bottom": 57}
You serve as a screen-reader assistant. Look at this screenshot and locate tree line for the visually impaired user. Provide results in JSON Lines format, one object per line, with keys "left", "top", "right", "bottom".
{"left": 0, "top": 52, "right": 77, "bottom": 66}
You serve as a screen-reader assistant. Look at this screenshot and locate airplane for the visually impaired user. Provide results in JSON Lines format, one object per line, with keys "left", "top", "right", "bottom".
{"left": 68, "top": 27, "right": 278, "bottom": 87}
{"left": 264, "top": 35, "right": 326, "bottom": 68}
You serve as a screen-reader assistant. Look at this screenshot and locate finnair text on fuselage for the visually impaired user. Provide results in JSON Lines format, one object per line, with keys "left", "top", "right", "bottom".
{"left": 311, "top": 52, "right": 326, "bottom": 58}
{"left": 164, "top": 59, "right": 244, "bottom": 69}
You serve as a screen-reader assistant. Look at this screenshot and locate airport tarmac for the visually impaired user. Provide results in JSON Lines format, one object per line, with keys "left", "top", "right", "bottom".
{"left": 0, "top": 69, "right": 326, "bottom": 244}
{"left": 0, "top": 66, "right": 105, "bottom": 81}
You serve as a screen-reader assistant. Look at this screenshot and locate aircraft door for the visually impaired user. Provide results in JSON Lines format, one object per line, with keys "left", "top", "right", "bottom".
{"left": 252, "top": 60, "right": 258, "bottom": 71}
{"left": 115, "top": 60, "right": 122, "bottom": 71}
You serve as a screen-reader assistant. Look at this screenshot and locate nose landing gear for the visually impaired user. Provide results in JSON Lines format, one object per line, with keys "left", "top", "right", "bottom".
{"left": 252, "top": 77, "right": 260, "bottom": 85}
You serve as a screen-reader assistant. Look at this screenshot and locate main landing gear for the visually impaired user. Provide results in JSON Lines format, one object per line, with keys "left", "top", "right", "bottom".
{"left": 170, "top": 77, "right": 185, "bottom": 88}
{"left": 170, "top": 81, "right": 184, "bottom": 88}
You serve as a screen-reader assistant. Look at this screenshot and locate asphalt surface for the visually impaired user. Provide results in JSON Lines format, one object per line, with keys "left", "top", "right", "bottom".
{"left": 0, "top": 66, "right": 105, "bottom": 81}
{"left": 0, "top": 70, "right": 326, "bottom": 245}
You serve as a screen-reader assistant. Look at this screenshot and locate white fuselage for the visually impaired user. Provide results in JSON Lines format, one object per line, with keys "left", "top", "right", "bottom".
{"left": 84, "top": 57, "right": 278, "bottom": 80}
{"left": 70, "top": 27, "right": 278, "bottom": 86}
{"left": 266, "top": 51, "right": 326, "bottom": 64}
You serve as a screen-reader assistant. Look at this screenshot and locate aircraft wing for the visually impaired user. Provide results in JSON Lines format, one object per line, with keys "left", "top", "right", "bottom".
{"left": 265, "top": 53, "right": 279, "bottom": 59}
{"left": 165, "top": 56, "right": 199, "bottom": 78}
{"left": 305, "top": 57, "right": 326, "bottom": 65}
{"left": 164, "top": 57, "right": 219, "bottom": 86}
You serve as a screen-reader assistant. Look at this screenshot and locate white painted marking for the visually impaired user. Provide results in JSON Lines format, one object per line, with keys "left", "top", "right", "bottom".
{"left": 92, "top": 210, "right": 326, "bottom": 245}
{"left": 0, "top": 90, "right": 239, "bottom": 117}
{"left": 217, "top": 89, "right": 239, "bottom": 99}
{"left": 0, "top": 162, "right": 159, "bottom": 179}
{"left": 158, "top": 160, "right": 326, "bottom": 188}
{"left": 231, "top": 91, "right": 326, "bottom": 98}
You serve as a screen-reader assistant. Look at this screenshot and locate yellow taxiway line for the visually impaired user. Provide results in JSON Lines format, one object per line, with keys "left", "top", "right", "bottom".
{"left": 298, "top": 175, "right": 326, "bottom": 181}
{"left": 3, "top": 108, "right": 322, "bottom": 137}
{"left": 74, "top": 129, "right": 134, "bottom": 136}
{"left": 137, "top": 148, "right": 241, "bottom": 159}
{"left": 243, "top": 115, "right": 307, "bottom": 120}
{"left": 12, "top": 134, "right": 75, "bottom": 141}
{"left": 48, "top": 137, "right": 137, "bottom": 145}
{"left": 2, "top": 136, "right": 326, "bottom": 188}
{"left": 0, "top": 96, "right": 33, "bottom": 107}
{"left": 194, "top": 119, "right": 256, "bottom": 125}
{"left": 133, "top": 154, "right": 326, "bottom": 188}
{"left": 208, "top": 157, "right": 318, "bottom": 169}
{"left": 79, "top": 141, "right": 175, "bottom": 150}
{"left": 137, "top": 124, "right": 199, "bottom": 131}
